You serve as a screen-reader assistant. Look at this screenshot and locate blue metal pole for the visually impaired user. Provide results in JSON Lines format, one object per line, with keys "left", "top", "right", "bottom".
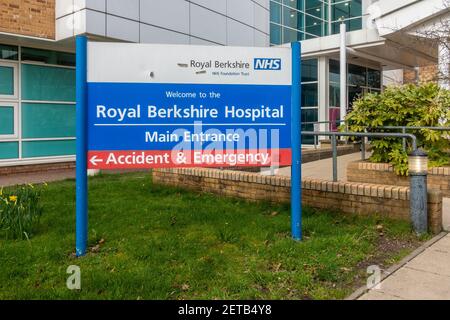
{"left": 291, "top": 42, "right": 302, "bottom": 240}
{"left": 76, "top": 35, "right": 88, "bottom": 257}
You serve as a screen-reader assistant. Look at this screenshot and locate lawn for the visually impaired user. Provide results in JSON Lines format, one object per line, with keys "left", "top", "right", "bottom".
{"left": 0, "top": 172, "right": 426, "bottom": 300}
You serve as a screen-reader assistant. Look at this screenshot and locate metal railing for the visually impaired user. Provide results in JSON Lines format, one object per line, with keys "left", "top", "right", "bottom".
{"left": 368, "top": 126, "right": 450, "bottom": 151}
{"left": 301, "top": 131, "right": 418, "bottom": 182}
{"left": 301, "top": 121, "right": 450, "bottom": 151}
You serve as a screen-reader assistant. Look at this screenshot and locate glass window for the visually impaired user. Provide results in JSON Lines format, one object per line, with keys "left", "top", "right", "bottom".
{"left": 368, "top": 68, "right": 381, "bottom": 88}
{"left": 22, "top": 140, "right": 76, "bottom": 158}
{"left": 348, "top": 86, "right": 364, "bottom": 110}
{"left": 283, "top": 0, "right": 303, "bottom": 11}
{"left": 0, "top": 65, "right": 14, "bottom": 96}
{"left": 283, "top": 27, "right": 302, "bottom": 42}
{"left": 305, "top": 15, "right": 323, "bottom": 37}
{"left": 22, "top": 103, "right": 76, "bottom": 139}
{"left": 270, "top": 2, "right": 282, "bottom": 24}
{"left": 348, "top": 63, "right": 366, "bottom": 86}
{"left": 305, "top": 0, "right": 324, "bottom": 18}
{"left": 270, "top": 23, "right": 282, "bottom": 45}
{"left": 21, "top": 47, "right": 75, "bottom": 67}
{"left": 283, "top": 6, "right": 303, "bottom": 30}
{"left": 301, "top": 109, "right": 318, "bottom": 144}
{"left": 0, "top": 142, "right": 18, "bottom": 159}
{"left": 0, "top": 44, "right": 18, "bottom": 61}
{"left": 22, "top": 64, "right": 76, "bottom": 102}
{"left": 301, "top": 59, "right": 318, "bottom": 82}
{"left": 302, "top": 83, "right": 318, "bottom": 107}
{"left": 0, "top": 105, "right": 14, "bottom": 135}
{"left": 329, "top": 59, "right": 340, "bottom": 83}
{"left": 329, "top": 83, "right": 340, "bottom": 107}
{"left": 332, "top": 0, "right": 362, "bottom": 20}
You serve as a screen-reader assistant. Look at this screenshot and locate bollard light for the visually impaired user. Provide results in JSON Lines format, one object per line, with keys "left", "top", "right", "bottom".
{"left": 408, "top": 149, "right": 428, "bottom": 235}
{"left": 408, "top": 149, "right": 428, "bottom": 175}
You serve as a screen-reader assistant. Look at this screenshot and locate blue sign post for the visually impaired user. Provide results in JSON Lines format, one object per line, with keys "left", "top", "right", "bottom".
{"left": 75, "top": 37, "right": 302, "bottom": 256}
{"left": 75, "top": 35, "right": 88, "bottom": 257}
{"left": 291, "top": 42, "right": 302, "bottom": 240}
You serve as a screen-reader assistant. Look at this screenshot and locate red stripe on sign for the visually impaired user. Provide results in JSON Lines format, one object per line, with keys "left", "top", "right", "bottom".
{"left": 87, "top": 149, "right": 292, "bottom": 170}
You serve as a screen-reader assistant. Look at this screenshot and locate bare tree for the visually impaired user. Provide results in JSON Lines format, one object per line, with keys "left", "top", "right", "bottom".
{"left": 374, "top": 0, "right": 450, "bottom": 87}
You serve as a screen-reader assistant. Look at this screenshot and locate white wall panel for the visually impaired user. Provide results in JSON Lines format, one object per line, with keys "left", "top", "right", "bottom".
{"left": 106, "top": 0, "right": 139, "bottom": 21}
{"left": 140, "top": 0, "right": 190, "bottom": 34}
{"left": 227, "top": 19, "right": 254, "bottom": 47}
{"left": 190, "top": 4, "right": 227, "bottom": 44}
{"left": 140, "top": 24, "right": 190, "bottom": 44}
{"left": 107, "top": 15, "right": 140, "bottom": 42}
{"left": 55, "top": 0, "right": 269, "bottom": 46}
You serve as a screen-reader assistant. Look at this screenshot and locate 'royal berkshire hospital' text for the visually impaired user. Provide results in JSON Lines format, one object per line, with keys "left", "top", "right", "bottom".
{"left": 95, "top": 104, "right": 285, "bottom": 123}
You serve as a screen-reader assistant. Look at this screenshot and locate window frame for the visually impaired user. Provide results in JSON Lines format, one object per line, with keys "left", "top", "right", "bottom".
{"left": 0, "top": 61, "right": 18, "bottom": 100}
{"left": 0, "top": 102, "right": 18, "bottom": 140}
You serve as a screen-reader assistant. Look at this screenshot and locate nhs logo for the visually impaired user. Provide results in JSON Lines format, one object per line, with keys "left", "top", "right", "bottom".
{"left": 254, "top": 58, "right": 282, "bottom": 70}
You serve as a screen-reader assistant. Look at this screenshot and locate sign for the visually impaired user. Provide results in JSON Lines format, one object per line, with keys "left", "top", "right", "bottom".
{"left": 75, "top": 37, "right": 302, "bottom": 257}
{"left": 86, "top": 43, "right": 293, "bottom": 169}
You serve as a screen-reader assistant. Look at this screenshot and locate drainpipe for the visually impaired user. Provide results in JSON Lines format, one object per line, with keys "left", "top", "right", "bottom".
{"left": 438, "top": 40, "right": 450, "bottom": 90}
{"left": 340, "top": 23, "right": 347, "bottom": 122}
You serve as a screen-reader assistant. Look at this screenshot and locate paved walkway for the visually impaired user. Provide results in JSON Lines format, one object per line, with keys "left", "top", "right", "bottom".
{"left": 261, "top": 152, "right": 365, "bottom": 181}
{"left": 0, "top": 169, "right": 75, "bottom": 187}
{"left": 358, "top": 233, "right": 450, "bottom": 300}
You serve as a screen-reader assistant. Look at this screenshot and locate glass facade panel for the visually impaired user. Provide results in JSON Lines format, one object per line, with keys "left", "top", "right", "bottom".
{"left": 0, "top": 66, "right": 14, "bottom": 95}
{"left": 301, "top": 109, "right": 318, "bottom": 144}
{"left": 329, "top": 83, "right": 340, "bottom": 107}
{"left": 332, "top": 0, "right": 362, "bottom": 21}
{"left": 368, "top": 68, "right": 381, "bottom": 88}
{"left": 283, "top": 6, "right": 303, "bottom": 30}
{"left": 270, "top": 23, "right": 282, "bottom": 45}
{"left": 22, "top": 140, "right": 76, "bottom": 158}
{"left": 0, "top": 142, "right": 18, "bottom": 159}
{"left": 22, "top": 103, "right": 76, "bottom": 139}
{"left": 329, "top": 59, "right": 340, "bottom": 83}
{"left": 0, "top": 44, "right": 18, "bottom": 61}
{"left": 283, "top": 27, "right": 302, "bottom": 42}
{"left": 301, "top": 59, "right": 318, "bottom": 82}
{"left": 21, "top": 47, "right": 76, "bottom": 67}
{"left": 270, "top": 0, "right": 363, "bottom": 39}
{"left": 283, "top": 0, "right": 303, "bottom": 11}
{"left": 329, "top": 59, "right": 381, "bottom": 116}
{"left": 348, "top": 64, "right": 366, "bottom": 86}
{"left": 22, "top": 64, "right": 75, "bottom": 102}
{"left": 0, "top": 106, "right": 14, "bottom": 135}
{"left": 305, "top": 0, "right": 323, "bottom": 18}
{"left": 305, "top": 15, "right": 323, "bottom": 37}
{"left": 270, "top": 1, "right": 282, "bottom": 24}
{"left": 302, "top": 83, "right": 318, "bottom": 107}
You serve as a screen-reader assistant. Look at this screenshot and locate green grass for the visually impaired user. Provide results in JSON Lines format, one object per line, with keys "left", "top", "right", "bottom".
{"left": 0, "top": 172, "right": 425, "bottom": 300}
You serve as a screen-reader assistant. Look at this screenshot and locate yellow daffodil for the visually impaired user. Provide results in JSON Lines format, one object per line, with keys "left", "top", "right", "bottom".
{"left": 9, "top": 195, "right": 17, "bottom": 203}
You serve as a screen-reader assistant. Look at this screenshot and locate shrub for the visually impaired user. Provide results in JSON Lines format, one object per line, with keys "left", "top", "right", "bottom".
{"left": 346, "top": 83, "right": 450, "bottom": 175}
{"left": 0, "top": 184, "right": 44, "bottom": 240}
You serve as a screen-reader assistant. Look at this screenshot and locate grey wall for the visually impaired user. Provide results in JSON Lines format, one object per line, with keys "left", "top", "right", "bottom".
{"left": 56, "top": 0, "right": 269, "bottom": 47}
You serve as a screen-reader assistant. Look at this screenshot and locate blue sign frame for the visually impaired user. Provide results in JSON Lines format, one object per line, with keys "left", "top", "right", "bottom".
{"left": 75, "top": 35, "right": 301, "bottom": 256}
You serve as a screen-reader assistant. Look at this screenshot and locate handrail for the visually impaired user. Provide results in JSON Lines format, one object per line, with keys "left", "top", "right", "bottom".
{"left": 301, "top": 131, "right": 418, "bottom": 181}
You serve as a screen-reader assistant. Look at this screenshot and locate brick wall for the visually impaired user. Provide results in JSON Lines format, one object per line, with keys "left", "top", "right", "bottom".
{"left": 0, "top": 161, "right": 75, "bottom": 175}
{"left": 0, "top": 0, "right": 55, "bottom": 39}
{"left": 152, "top": 168, "right": 442, "bottom": 234}
{"left": 302, "top": 143, "right": 360, "bottom": 163}
{"left": 403, "top": 65, "right": 438, "bottom": 84}
{"left": 347, "top": 161, "right": 450, "bottom": 197}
